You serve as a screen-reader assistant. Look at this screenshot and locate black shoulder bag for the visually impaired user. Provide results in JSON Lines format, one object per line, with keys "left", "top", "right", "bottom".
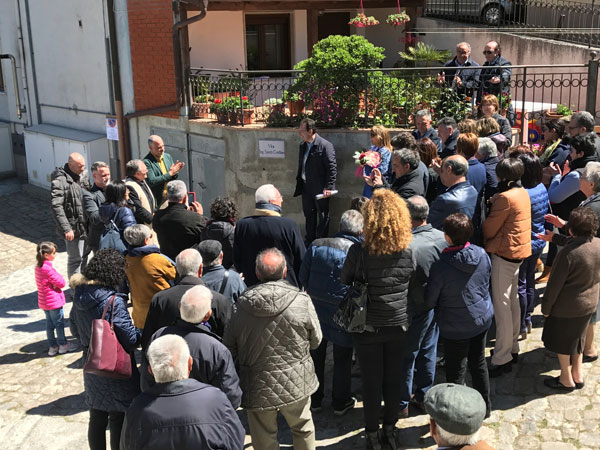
{"left": 333, "top": 248, "right": 369, "bottom": 333}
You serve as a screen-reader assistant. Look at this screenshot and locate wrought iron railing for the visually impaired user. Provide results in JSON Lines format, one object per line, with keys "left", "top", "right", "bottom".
{"left": 187, "top": 62, "right": 600, "bottom": 129}
{"left": 423, "top": 0, "right": 600, "bottom": 47}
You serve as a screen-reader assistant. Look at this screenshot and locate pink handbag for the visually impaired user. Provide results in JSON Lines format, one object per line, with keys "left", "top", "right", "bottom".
{"left": 83, "top": 295, "right": 132, "bottom": 379}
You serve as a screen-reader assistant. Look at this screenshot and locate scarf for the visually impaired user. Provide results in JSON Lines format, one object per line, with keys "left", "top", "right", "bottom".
{"left": 255, "top": 202, "right": 281, "bottom": 215}
{"left": 539, "top": 139, "right": 560, "bottom": 165}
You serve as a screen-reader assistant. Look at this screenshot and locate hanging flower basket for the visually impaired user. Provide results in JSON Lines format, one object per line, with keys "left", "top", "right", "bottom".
{"left": 349, "top": 13, "right": 379, "bottom": 27}
{"left": 386, "top": 12, "right": 410, "bottom": 27}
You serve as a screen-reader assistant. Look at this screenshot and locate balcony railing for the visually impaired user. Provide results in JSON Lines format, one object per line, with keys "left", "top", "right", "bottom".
{"left": 423, "top": 0, "right": 600, "bottom": 47}
{"left": 187, "top": 62, "right": 600, "bottom": 129}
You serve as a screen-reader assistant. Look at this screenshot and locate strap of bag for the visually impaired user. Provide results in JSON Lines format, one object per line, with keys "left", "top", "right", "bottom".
{"left": 219, "top": 270, "right": 230, "bottom": 295}
{"left": 101, "top": 295, "right": 117, "bottom": 328}
{"left": 110, "top": 208, "right": 120, "bottom": 231}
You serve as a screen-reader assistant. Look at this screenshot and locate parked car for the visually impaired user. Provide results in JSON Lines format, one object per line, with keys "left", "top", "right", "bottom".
{"left": 426, "top": 0, "right": 519, "bottom": 26}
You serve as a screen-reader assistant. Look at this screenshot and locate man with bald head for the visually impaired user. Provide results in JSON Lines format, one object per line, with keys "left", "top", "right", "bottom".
{"left": 51, "top": 152, "right": 91, "bottom": 278}
{"left": 439, "top": 41, "right": 481, "bottom": 98}
{"left": 225, "top": 248, "right": 321, "bottom": 450}
{"left": 428, "top": 155, "right": 478, "bottom": 230}
{"left": 143, "top": 135, "right": 185, "bottom": 207}
{"left": 478, "top": 40, "right": 512, "bottom": 105}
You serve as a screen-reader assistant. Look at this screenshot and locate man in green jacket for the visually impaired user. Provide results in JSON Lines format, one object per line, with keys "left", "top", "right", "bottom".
{"left": 143, "top": 135, "right": 185, "bottom": 207}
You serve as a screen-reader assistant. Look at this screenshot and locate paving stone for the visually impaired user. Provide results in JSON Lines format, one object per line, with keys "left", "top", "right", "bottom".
{"left": 1, "top": 178, "right": 600, "bottom": 449}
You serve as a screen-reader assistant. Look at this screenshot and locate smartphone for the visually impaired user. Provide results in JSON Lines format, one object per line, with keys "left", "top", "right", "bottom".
{"left": 187, "top": 192, "right": 196, "bottom": 204}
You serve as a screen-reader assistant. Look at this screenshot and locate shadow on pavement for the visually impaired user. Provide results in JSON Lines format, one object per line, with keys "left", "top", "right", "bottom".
{"left": 9, "top": 318, "right": 46, "bottom": 333}
{"left": 26, "top": 393, "right": 87, "bottom": 416}
{"left": 0, "top": 291, "right": 38, "bottom": 318}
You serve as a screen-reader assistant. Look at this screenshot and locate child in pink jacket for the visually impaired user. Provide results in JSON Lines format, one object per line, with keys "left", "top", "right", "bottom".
{"left": 34, "top": 242, "right": 68, "bottom": 356}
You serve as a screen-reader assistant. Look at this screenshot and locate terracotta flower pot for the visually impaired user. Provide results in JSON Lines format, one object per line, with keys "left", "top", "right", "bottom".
{"left": 287, "top": 100, "right": 305, "bottom": 116}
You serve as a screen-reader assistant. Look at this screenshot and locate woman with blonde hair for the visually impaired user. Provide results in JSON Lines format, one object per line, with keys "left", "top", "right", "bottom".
{"left": 477, "top": 116, "right": 508, "bottom": 156}
{"left": 341, "top": 189, "right": 414, "bottom": 450}
{"left": 363, "top": 125, "right": 392, "bottom": 198}
{"left": 479, "top": 93, "right": 512, "bottom": 142}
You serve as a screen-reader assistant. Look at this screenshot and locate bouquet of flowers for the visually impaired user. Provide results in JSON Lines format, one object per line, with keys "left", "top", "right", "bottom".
{"left": 386, "top": 11, "right": 410, "bottom": 26}
{"left": 349, "top": 13, "right": 379, "bottom": 27}
{"left": 353, "top": 150, "right": 382, "bottom": 177}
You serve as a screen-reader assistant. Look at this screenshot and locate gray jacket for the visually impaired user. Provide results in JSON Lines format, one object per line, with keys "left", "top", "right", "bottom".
{"left": 224, "top": 279, "right": 322, "bottom": 410}
{"left": 82, "top": 184, "right": 105, "bottom": 250}
{"left": 50, "top": 165, "right": 89, "bottom": 239}
{"left": 408, "top": 224, "right": 448, "bottom": 317}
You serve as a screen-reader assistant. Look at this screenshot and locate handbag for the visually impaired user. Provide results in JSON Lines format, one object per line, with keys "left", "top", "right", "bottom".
{"left": 83, "top": 295, "right": 132, "bottom": 379}
{"left": 333, "top": 248, "right": 369, "bottom": 333}
{"left": 99, "top": 209, "right": 127, "bottom": 254}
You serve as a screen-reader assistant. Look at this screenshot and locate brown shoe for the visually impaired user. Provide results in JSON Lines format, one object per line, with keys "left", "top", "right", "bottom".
{"left": 535, "top": 258, "right": 543, "bottom": 273}
{"left": 536, "top": 266, "right": 551, "bottom": 283}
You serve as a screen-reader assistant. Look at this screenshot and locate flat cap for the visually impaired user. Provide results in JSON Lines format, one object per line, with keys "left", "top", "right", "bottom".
{"left": 196, "top": 240, "right": 222, "bottom": 265}
{"left": 424, "top": 383, "right": 486, "bottom": 435}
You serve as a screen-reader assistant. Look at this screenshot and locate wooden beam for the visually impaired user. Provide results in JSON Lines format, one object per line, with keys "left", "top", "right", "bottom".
{"left": 307, "top": 9, "right": 319, "bottom": 57}
{"left": 190, "top": 0, "right": 425, "bottom": 12}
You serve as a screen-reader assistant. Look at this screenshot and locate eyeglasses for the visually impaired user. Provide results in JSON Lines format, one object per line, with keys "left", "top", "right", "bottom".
{"left": 483, "top": 50, "right": 495, "bottom": 55}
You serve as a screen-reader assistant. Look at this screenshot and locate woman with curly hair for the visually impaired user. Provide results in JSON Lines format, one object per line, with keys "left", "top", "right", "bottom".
{"left": 201, "top": 196, "right": 239, "bottom": 269}
{"left": 341, "top": 189, "right": 413, "bottom": 450}
{"left": 71, "top": 249, "right": 141, "bottom": 450}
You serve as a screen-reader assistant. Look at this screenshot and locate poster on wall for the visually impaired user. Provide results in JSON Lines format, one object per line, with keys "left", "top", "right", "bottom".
{"left": 106, "top": 117, "right": 118, "bottom": 141}
{"left": 259, "top": 139, "right": 285, "bottom": 158}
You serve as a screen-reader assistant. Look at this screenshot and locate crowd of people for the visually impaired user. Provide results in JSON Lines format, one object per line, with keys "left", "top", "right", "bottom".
{"left": 35, "top": 50, "right": 600, "bottom": 448}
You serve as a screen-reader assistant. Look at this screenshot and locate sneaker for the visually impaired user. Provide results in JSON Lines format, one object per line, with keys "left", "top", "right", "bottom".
{"left": 333, "top": 397, "right": 357, "bottom": 416}
{"left": 58, "top": 344, "right": 69, "bottom": 354}
{"left": 67, "top": 342, "right": 80, "bottom": 352}
{"left": 48, "top": 346, "right": 59, "bottom": 356}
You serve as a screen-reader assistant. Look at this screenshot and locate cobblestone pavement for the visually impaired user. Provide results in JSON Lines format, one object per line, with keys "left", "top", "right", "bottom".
{"left": 0, "top": 178, "right": 599, "bottom": 449}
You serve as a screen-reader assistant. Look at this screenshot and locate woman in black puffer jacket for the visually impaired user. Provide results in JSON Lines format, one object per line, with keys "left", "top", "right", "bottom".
{"left": 200, "top": 196, "right": 238, "bottom": 269}
{"left": 341, "top": 189, "right": 413, "bottom": 450}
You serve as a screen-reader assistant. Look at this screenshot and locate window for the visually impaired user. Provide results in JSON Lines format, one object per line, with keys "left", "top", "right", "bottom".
{"left": 245, "top": 14, "right": 291, "bottom": 71}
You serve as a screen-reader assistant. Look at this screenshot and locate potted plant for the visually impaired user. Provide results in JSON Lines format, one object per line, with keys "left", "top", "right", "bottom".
{"left": 282, "top": 90, "right": 305, "bottom": 115}
{"left": 349, "top": 13, "right": 379, "bottom": 27}
{"left": 224, "top": 95, "right": 255, "bottom": 125}
{"left": 210, "top": 98, "right": 228, "bottom": 124}
{"left": 386, "top": 11, "right": 410, "bottom": 27}
{"left": 545, "top": 104, "right": 573, "bottom": 120}
{"left": 190, "top": 94, "right": 213, "bottom": 119}
{"left": 399, "top": 42, "right": 451, "bottom": 68}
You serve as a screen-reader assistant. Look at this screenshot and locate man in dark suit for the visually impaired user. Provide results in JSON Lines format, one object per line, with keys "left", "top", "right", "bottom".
{"left": 439, "top": 41, "right": 481, "bottom": 98}
{"left": 294, "top": 118, "right": 337, "bottom": 244}
{"left": 143, "top": 135, "right": 185, "bottom": 207}
{"left": 234, "top": 184, "right": 306, "bottom": 287}
{"left": 478, "top": 41, "right": 511, "bottom": 102}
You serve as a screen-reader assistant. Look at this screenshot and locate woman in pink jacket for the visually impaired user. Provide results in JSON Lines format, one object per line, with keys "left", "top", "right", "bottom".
{"left": 34, "top": 242, "right": 67, "bottom": 356}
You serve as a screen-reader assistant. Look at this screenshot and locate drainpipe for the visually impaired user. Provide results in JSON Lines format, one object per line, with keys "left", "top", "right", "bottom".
{"left": 23, "top": 0, "right": 41, "bottom": 124}
{"left": 107, "top": 0, "right": 128, "bottom": 178}
{"left": 0, "top": 55, "right": 23, "bottom": 119}
{"left": 172, "top": 0, "right": 208, "bottom": 112}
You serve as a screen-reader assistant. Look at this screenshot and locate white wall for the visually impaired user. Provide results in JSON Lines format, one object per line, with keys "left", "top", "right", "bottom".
{"left": 292, "top": 10, "right": 308, "bottom": 66}
{"left": 27, "top": 0, "right": 113, "bottom": 134}
{"left": 188, "top": 12, "right": 246, "bottom": 69}
{"left": 364, "top": 7, "right": 408, "bottom": 67}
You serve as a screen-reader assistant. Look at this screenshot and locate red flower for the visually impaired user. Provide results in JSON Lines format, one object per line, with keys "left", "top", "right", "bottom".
{"left": 214, "top": 99, "right": 222, "bottom": 104}
{"left": 242, "top": 96, "right": 248, "bottom": 101}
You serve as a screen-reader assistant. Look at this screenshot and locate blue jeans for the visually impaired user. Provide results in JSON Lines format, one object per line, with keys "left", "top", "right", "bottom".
{"left": 518, "top": 248, "right": 543, "bottom": 333}
{"left": 45, "top": 308, "right": 67, "bottom": 347}
{"left": 399, "top": 310, "right": 438, "bottom": 410}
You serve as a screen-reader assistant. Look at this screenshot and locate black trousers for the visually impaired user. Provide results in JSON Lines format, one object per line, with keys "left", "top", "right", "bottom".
{"left": 311, "top": 339, "right": 353, "bottom": 409}
{"left": 353, "top": 326, "right": 406, "bottom": 432}
{"left": 88, "top": 408, "right": 125, "bottom": 450}
{"left": 443, "top": 330, "right": 491, "bottom": 414}
{"left": 302, "top": 194, "right": 329, "bottom": 244}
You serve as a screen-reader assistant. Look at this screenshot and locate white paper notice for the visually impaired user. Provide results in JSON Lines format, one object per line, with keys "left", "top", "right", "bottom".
{"left": 106, "top": 118, "right": 118, "bottom": 141}
{"left": 259, "top": 139, "right": 285, "bottom": 158}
